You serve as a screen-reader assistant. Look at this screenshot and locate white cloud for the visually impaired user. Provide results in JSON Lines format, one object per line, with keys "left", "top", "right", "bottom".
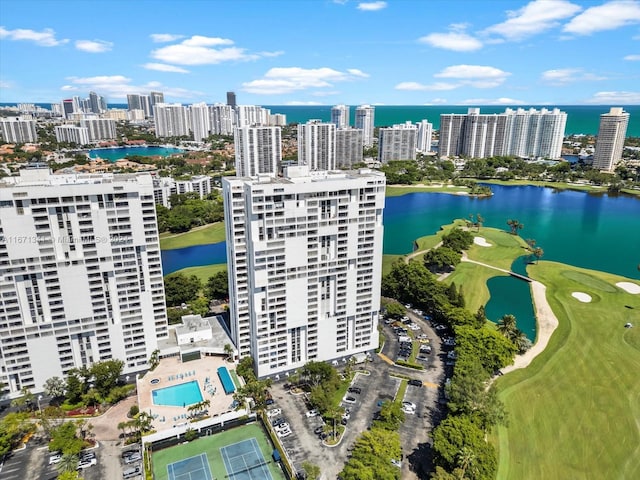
{"left": 564, "top": 1, "right": 640, "bottom": 35}
{"left": 0, "top": 80, "right": 12, "bottom": 89}
{"left": 624, "top": 54, "right": 640, "bottom": 60}
{"left": 418, "top": 31, "right": 483, "bottom": 51}
{"left": 585, "top": 90, "right": 640, "bottom": 103}
{"left": 395, "top": 81, "right": 459, "bottom": 91}
{"left": 61, "top": 75, "right": 203, "bottom": 99}
{"left": 434, "top": 65, "right": 511, "bottom": 88}
{"left": 259, "top": 50, "right": 285, "bottom": 57}
{"left": 150, "top": 33, "right": 185, "bottom": 43}
{"left": 142, "top": 63, "right": 190, "bottom": 73}
{"left": 75, "top": 39, "right": 113, "bottom": 53}
{"left": 484, "top": 0, "right": 582, "bottom": 40}
{"left": 357, "top": 1, "right": 387, "bottom": 11}
{"left": 0, "top": 26, "right": 68, "bottom": 46}
{"left": 285, "top": 101, "right": 324, "bottom": 105}
{"left": 242, "top": 67, "right": 369, "bottom": 94}
{"left": 541, "top": 68, "right": 607, "bottom": 85}
{"left": 460, "top": 97, "right": 527, "bottom": 105}
{"left": 151, "top": 35, "right": 261, "bottom": 65}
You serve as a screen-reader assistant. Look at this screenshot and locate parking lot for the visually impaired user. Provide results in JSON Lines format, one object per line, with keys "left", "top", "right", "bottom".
{"left": 266, "top": 309, "right": 445, "bottom": 479}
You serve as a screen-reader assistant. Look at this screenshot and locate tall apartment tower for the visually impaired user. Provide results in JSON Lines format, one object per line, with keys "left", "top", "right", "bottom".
{"left": 355, "top": 105, "right": 375, "bottom": 147}
{"left": 210, "top": 104, "right": 236, "bottom": 135}
{"left": 80, "top": 118, "right": 117, "bottom": 141}
{"left": 297, "top": 120, "right": 337, "bottom": 170}
{"left": 336, "top": 128, "right": 364, "bottom": 168}
{"left": 222, "top": 166, "right": 385, "bottom": 378}
{"left": 378, "top": 122, "right": 417, "bottom": 163}
{"left": 416, "top": 120, "right": 433, "bottom": 153}
{"left": 189, "top": 103, "right": 211, "bottom": 142}
{"left": 236, "top": 105, "right": 270, "bottom": 127}
{"left": 154, "top": 103, "right": 190, "bottom": 138}
{"left": 0, "top": 168, "right": 168, "bottom": 398}
{"left": 227, "top": 91, "right": 237, "bottom": 108}
{"left": 331, "top": 105, "right": 350, "bottom": 128}
{"left": 0, "top": 118, "right": 38, "bottom": 143}
{"left": 593, "top": 107, "right": 630, "bottom": 172}
{"left": 54, "top": 125, "right": 90, "bottom": 145}
{"left": 62, "top": 99, "right": 75, "bottom": 119}
{"left": 127, "top": 94, "right": 152, "bottom": 117}
{"left": 234, "top": 126, "right": 282, "bottom": 177}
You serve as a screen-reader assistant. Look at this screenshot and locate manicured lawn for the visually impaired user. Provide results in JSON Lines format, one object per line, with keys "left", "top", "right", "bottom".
{"left": 166, "top": 264, "right": 227, "bottom": 283}
{"left": 386, "top": 184, "right": 470, "bottom": 197}
{"left": 160, "top": 222, "right": 226, "bottom": 250}
{"left": 464, "top": 226, "right": 529, "bottom": 271}
{"left": 382, "top": 255, "right": 403, "bottom": 277}
{"left": 494, "top": 261, "right": 640, "bottom": 479}
{"left": 444, "top": 262, "right": 506, "bottom": 312}
{"left": 152, "top": 423, "right": 285, "bottom": 480}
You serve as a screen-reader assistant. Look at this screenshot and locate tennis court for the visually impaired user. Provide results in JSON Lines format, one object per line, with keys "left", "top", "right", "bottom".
{"left": 167, "top": 453, "right": 213, "bottom": 480}
{"left": 221, "top": 438, "right": 273, "bottom": 480}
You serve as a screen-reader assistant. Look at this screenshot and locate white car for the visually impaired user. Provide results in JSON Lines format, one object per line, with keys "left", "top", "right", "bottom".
{"left": 277, "top": 427, "right": 292, "bottom": 438}
{"left": 78, "top": 457, "right": 97, "bottom": 469}
{"left": 275, "top": 422, "right": 290, "bottom": 431}
{"left": 49, "top": 452, "right": 62, "bottom": 465}
{"left": 342, "top": 396, "right": 357, "bottom": 404}
{"left": 266, "top": 408, "right": 282, "bottom": 418}
{"left": 402, "top": 406, "right": 416, "bottom": 414}
{"left": 305, "top": 409, "right": 319, "bottom": 418}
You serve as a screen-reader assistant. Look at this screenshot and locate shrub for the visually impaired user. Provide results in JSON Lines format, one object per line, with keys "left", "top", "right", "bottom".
{"left": 128, "top": 405, "right": 139, "bottom": 418}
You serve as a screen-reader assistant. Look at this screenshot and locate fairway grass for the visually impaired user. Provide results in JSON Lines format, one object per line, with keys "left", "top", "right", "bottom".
{"left": 165, "top": 263, "right": 226, "bottom": 283}
{"left": 160, "top": 222, "right": 226, "bottom": 250}
{"left": 494, "top": 261, "right": 640, "bottom": 480}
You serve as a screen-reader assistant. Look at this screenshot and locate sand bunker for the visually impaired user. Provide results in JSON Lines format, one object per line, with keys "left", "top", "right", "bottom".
{"left": 571, "top": 292, "right": 592, "bottom": 303}
{"left": 473, "top": 237, "right": 492, "bottom": 247}
{"left": 616, "top": 282, "right": 640, "bottom": 294}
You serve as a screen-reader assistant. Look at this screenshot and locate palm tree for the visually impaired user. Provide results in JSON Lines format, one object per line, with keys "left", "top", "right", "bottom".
{"left": 506, "top": 219, "right": 524, "bottom": 235}
{"left": 223, "top": 343, "right": 234, "bottom": 362}
{"left": 497, "top": 314, "right": 518, "bottom": 340}
{"left": 117, "top": 421, "right": 127, "bottom": 439}
{"left": 513, "top": 330, "right": 533, "bottom": 354}
{"left": 56, "top": 453, "right": 79, "bottom": 475}
{"left": 525, "top": 238, "right": 537, "bottom": 250}
{"left": 476, "top": 213, "right": 484, "bottom": 232}
{"left": 532, "top": 247, "right": 544, "bottom": 264}
{"left": 456, "top": 446, "right": 477, "bottom": 480}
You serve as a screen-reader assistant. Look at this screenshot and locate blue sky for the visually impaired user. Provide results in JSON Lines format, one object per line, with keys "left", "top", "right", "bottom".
{"left": 1, "top": 0, "right": 639, "bottom": 105}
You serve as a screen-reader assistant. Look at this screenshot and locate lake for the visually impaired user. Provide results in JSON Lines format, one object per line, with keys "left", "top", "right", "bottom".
{"left": 88, "top": 146, "right": 183, "bottom": 162}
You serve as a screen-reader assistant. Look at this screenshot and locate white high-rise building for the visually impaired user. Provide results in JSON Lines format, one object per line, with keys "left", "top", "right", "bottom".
{"left": 127, "top": 94, "right": 152, "bottom": 117}
{"left": 593, "top": 107, "right": 630, "bottom": 172}
{"left": 416, "top": 120, "right": 433, "bottom": 153}
{"left": 378, "top": 122, "right": 417, "bottom": 163}
{"left": 154, "top": 103, "right": 190, "bottom": 138}
{"left": 210, "top": 104, "right": 236, "bottom": 135}
{"left": 439, "top": 108, "right": 567, "bottom": 159}
{"left": 331, "top": 105, "right": 350, "bottom": 129}
{"left": 0, "top": 168, "right": 168, "bottom": 397}
{"left": 234, "top": 126, "right": 282, "bottom": 177}
{"left": 55, "top": 125, "right": 90, "bottom": 145}
{"left": 236, "top": 105, "right": 270, "bottom": 127}
{"left": 189, "top": 103, "right": 211, "bottom": 142}
{"left": 222, "top": 166, "right": 385, "bottom": 377}
{"left": 355, "top": 105, "right": 375, "bottom": 147}
{"left": 80, "top": 118, "right": 117, "bottom": 141}
{"left": 336, "top": 128, "right": 364, "bottom": 168}
{"left": 297, "top": 120, "right": 336, "bottom": 171}
{"left": 270, "top": 114, "right": 287, "bottom": 126}
{"left": 0, "top": 118, "right": 38, "bottom": 143}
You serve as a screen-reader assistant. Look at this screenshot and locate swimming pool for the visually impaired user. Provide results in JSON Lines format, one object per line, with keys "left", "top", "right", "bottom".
{"left": 152, "top": 381, "right": 203, "bottom": 407}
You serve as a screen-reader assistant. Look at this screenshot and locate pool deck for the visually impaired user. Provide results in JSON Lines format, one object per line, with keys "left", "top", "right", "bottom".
{"left": 137, "top": 355, "right": 240, "bottom": 433}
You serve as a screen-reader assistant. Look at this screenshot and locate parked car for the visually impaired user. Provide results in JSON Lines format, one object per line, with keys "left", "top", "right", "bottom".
{"left": 123, "top": 465, "right": 142, "bottom": 479}
{"left": 271, "top": 418, "right": 286, "bottom": 427}
{"left": 275, "top": 422, "right": 290, "bottom": 432}
{"left": 78, "top": 457, "right": 97, "bottom": 469}
{"left": 123, "top": 452, "right": 142, "bottom": 464}
{"left": 266, "top": 408, "right": 282, "bottom": 418}
{"left": 49, "top": 452, "right": 62, "bottom": 465}
{"left": 348, "top": 386, "right": 362, "bottom": 394}
{"left": 343, "top": 396, "right": 357, "bottom": 404}
{"left": 408, "top": 379, "right": 423, "bottom": 387}
{"left": 305, "top": 409, "right": 319, "bottom": 418}
{"left": 402, "top": 401, "right": 416, "bottom": 410}
{"left": 314, "top": 426, "right": 325, "bottom": 435}
{"left": 277, "top": 428, "right": 292, "bottom": 438}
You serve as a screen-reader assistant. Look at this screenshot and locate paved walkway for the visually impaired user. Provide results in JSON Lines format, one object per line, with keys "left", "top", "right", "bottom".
{"left": 91, "top": 395, "right": 137, "bottom": 441}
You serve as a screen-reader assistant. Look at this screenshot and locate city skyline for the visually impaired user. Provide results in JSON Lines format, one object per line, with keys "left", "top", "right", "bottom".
{"left": 1, "top": 0, "right": 639, "bottom": 105}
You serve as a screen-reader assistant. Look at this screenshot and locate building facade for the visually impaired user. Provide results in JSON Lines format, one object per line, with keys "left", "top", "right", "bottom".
{"left": 355, "top": 105, "right": 375, "bottom": 147}
{"left": 297, "top": 120, "right": 336, "bottom": 171}
{"left": 0, "top": 118, "right": 38, "bottom": 143}
{"left": 189, "top": 103, "right": 211, "bottom": 142}
{"left": 331, "top": 105, "right": 350, "bottom": 129}
{"left": 336, "top": 128, "right": 364, "bottom": 168}
{"left": 0, "top": 168, "right": 168, "bottom": 397}
{"left": 593, "top": 107, "right": 630, "bottom": 172}
{"left": 154, "top": 103, "right": 190, "bottom": 138}
{"left": 234, "top": 126, "right": 282, "bottom": 177}
{"left": 210, "top": 104, "right": 236, "bottom": 135}
{"left": 54, "top": 125, "right": 90, "bottom": 145}
{"left": 222, "top": 166, "right": 385, "bottom": 377}
{"left": 378, "top": 122, "right": 417, "bottom": 163}
{"left": 416, "top": 120, "right": 433, "bottom": 153}
{"left": 80, "top": 119, "right": 117, "bottom": 142}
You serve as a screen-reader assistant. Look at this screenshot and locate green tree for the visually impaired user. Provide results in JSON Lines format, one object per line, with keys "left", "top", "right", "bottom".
{"left": 233, "top": 378, "right": 273, "bottom": 410}
{"left": 90, "top": 359, "right": 124, "bottom": 398}
{"left": 148, "top": 349, "right": 160, "bottom": 371}
{"left": 56, "top": 454, "right": 80, "bottom": 475}
{"left": 532, "top": 247, "right": 544, "bottom": 264}
{"left": 10, "top": 387, "right": 34, "bottom": 410}
{"left": 164, "top": 273, "right": 201, "bottom": 307}
{"left": 58, "top": 471, "right": 82, "bottom": 480}
{"left": 496, "top": 314, "right": 518, "bottom": 341}
{"left": 49, "top": 421, "right": 84, "bottom": 455}
{"left": 224, "top": 343, "right": 234, "bottom": 361}
{"left": 189, "top": 296, "right": 210, "bottom": 316}
{"left": 43, "top": 376, "right": 66, "bottom": 398}
{"left": 442, "top": 228, "right": 474, "bottom": 253}
{"left": 455, "top": 325, "right": 517, "bottom": 373}
{"left": 0, "top": 412, "right": 34, "bottom": 456}
{"left": 339, "top": 427, "right": 402, "bottom": 480}
{"left": 375, "top": 401, "right": 405, "bottom": 431}
{"left": 301, "top": 461, "right": 321, "bottom": 480}
{"left": 506, "top": 219, "right": 524, "bottom": 235}
{"left": 298, "top": 361, "right": 338, "bottom": 389}
{"left": 205, "top": 270, "right": 229, "bottom": 300}
{"left": 383, "top": 302, "right": 406, "bottom": 319}
{"left": 39, "top": 406, "right": 66, "bottom": 439}
{"left": 236, "top": 356, "right": 256, "bottom": 382}
{"left": 64, "top": 369, "right": 87, "bottom": 404}
{"left": 424, "top": 246, "right": 462, "bottom": 272}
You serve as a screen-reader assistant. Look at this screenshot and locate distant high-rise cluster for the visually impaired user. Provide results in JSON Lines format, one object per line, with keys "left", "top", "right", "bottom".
{"left": 593, "top": 107, "right": 630, "bottom": 172}
{"left": 439, "top": 107, "right": 567, "bottom": 160}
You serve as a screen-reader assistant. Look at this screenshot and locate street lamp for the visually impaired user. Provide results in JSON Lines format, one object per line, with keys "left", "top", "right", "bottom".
{"left": 37, "top": 395, "right": 42, "bottom": 414}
